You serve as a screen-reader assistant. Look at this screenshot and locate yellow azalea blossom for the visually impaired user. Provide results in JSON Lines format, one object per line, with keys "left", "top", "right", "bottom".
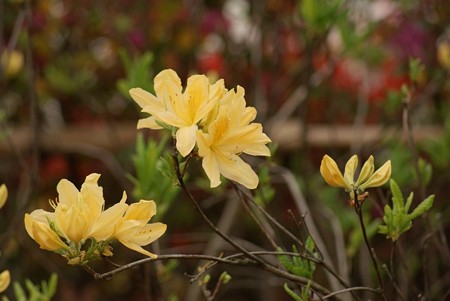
{"left": 437, "top": 40, "right": 450, "bottom": 70}
{"left": 196, "top": 86, "right": 271, "bottom": 189}
{"left": 25, "top": 173, "right": 128, "bottom": 245}
{"left": 130, "top": 69, "right": 219, "bottom": 157}
{"left": 53, "top": 173, "right": 109, "bottom": 243}
{"left": 1, "top": 50, "right": 24, "bottom": 78}
{"left": 0, "top": 270, "right": 10, "bottom": 293}
{"left": 113, "top": 200, "right": 167, "bottom": 258}
{"left": 320, "top": 154, "right": 391, "bottom": 198}
{"left": 0, "top": 184, "right": 7, "bottom": 209}
{"left": 24, "top": 210, "right": 69, "bottom": 251}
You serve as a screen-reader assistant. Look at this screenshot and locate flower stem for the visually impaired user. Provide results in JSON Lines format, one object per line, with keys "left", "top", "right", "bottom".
{"left": 170, "top": 144, "right": 333, "bottom": 297}
{"left": 353, "top": 190, "right": 386, "bottom": 300}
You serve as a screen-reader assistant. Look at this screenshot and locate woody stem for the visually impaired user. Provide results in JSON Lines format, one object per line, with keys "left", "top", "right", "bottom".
{"left": 353, "top": 189, "right": 386, "bottom": 300}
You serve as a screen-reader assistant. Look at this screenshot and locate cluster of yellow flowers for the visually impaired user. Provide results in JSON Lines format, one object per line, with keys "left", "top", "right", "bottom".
{"left": 0, "top": 184, "right": 10, "bottom": 293}
{"left": 24, "top": 174, "right": 166, "bottom": 264}
{"left": 130, "top": 69, "right": 272, "bottom": 189}
{"left": 320, "top": 154, "right": 391, "bottom": 202}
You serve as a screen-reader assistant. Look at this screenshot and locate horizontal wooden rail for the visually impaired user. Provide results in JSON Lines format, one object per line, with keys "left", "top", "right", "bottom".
{"left": 0, "top": 121, "right": 444, "bottom": 155}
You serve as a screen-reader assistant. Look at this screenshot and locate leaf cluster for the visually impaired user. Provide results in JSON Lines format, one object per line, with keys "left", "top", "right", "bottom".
{"left": 277, "top": 237, "right": 317, "bottom": 279}
{"left": 2, "top": 274, "right": 57, "bottom": 301}
{"left": 378, "top": 179, "right": 434, "bottom": 241}
{"left": 127, "top": 133, "right": 179, "bottom": 220}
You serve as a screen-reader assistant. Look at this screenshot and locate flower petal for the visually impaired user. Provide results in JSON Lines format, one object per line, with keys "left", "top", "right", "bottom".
{"left": 89, "top": 192, "right": 128, "bottom": 241}
{"left": 25, "top": 214, "right": 68, "bottom": 251}
{"left": 320, "top": 155, "right": 347, "bottom": 189}
{"left": 123, "top": 200, "right": 156, "bottom": 222}
{"left": 118, "top": 240, "right": 158, "bottom": 258}
{"left": 129, "top": 88, "right": 159, "bottom": 109}
{"left": 344, "top": 155, "right": 358, "bottom": 187}
{"left": 176, "top": 125, "right": 198, "bottom": 157}
{"left": 0, "top": 270, "right": 10, "bottom": 293}
{"left": 126, "top": 223, "right": 167, "bottom": 246}
{"left": 56, "top": 179, "right": 79, "bottom": 206}
{"left": 360, "top": 160, "right": 391, "bottom": 190}
{"left": 355, "top": 156, "right": 375, "bottom": 187}
{"left": 0, "top": 184, "right": 7, "bottom": 209}
{"left": 216, "top": 152, "right": 259, "bottom": 189}
{"left": 137, "top": 117, "right": 163, "bottom": 130}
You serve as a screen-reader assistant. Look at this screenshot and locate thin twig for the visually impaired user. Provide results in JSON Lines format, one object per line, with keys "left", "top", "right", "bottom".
{"left": 353, "top": 192, "right": 386, "bottom": 301}
{"left": 381, "top": 263, "right": 407, "bottom": 301}
{"left": 234, "top": 184, "right": 354, "bottom": 294}
{"left": 322, "top": 286, "right": 381, "bottom": 300}
{"left": 170, "top": 144, "right": 334, "bottom": 298}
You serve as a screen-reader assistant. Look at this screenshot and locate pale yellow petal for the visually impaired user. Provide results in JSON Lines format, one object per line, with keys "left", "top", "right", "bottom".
{"left": 0, "top": 270, "right": 10, "bottom": 293}
{"left": 118, "top": 239, "right": 158, "bottom": 258}
{"left": 360, "top": 160, "right": 391, "bottom": 190}
{"left": 129, "top": 223, "right": 167, "bottom": 245}
{"left": 56, "top": 179, "right": 79, "bottom": 206}
{"left": 154, "top": 69, "right": 182, "bottom": 112}
{"left": 216, "top": 152, "right": 259, "bottom": 189}
{"left": 201, "top": 152, "right": 222, "bottom": 188}
{"left": 89, "top": 197, "right": 128, "bottom": 241}
{"left": 320, "top": 155, "right": 347, "bottom": 188}
{"left": 123, "top": 200, "right": 156, "bottom": 222}
{"left": 137, "top": 117, "right": 163, "bottom": 129}
{"left": 184, "top": 74, "right": 211, "bottom": 123}
{"left": 81, "top": 173, "right": 104, "bottom": 218}
{"left": 196, "top": 130, "right": 212, "bottom": 157}
{"left": 129, "top": 87, "right": 159, "bottom": 109}
{"left": 25, "top": 214, "right": 68, "bottom": 251}
{"left": 241, "top": 107, "right": 257, "bottom": 126}
{"left": 55, "top": 204, "right": 90, "bottom": 243}
{"left": 243, "top": 143, "right": 271, "bottom": 157}
{"left": 25, "top": 209, "right": 55, "bottom": 237}
{"left": 176, "top": 125, "right": 198, "bottom": 157}
{"left": 344, "top": 155, "right": 358, "bottom": 187}
{"left": 355, "top": 155, "right": 375, "bottom": 187}
{"left": 0, "top": 184, "right": 8, "bottom": 209}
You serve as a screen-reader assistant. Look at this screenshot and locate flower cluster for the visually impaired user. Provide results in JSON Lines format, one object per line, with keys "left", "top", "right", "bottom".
{"left": 24, "top": 174, "right": 166, "bottom": 264}
{"left": 320, "top": 154, "right": 391, "bottom": 201}
{"left": 130, "top": 69, "right": 271, "bottom": 189}
{"left": 0, "top": 184, "right": 10, "bottom": 293}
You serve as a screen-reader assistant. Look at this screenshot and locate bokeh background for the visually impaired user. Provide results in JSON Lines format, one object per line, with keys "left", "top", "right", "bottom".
{"left": 1, "top": 0, "right": 450, "bottom": 300}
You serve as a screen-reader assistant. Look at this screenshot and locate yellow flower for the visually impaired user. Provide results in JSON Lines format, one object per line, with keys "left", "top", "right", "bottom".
{"left": 1, "top": 50, "right": 23, "bottom": 78}
{"left": 196, "top": 86, "right": 271, "bottom": 189}
{"left": 113, "top": 200, "right": 167, "bottom": 258}
{"left": 0, "top": 184, "right": 7, "bottom": 209}
{"left": 130, "top": 69, "right": 219, "bottom": 157}
{"left": 437, "top": 40, "right": 450, "bottom": 70}
{"left": 0, "top": 270, "right": 10, "bottom": 293}
{"left": 24, "top": 210, "right": 69, "bottom": 251}
{"left": 320, "top": 154, "right": 391, "bottom": 198}
{"left": 53, "top": 173, "right": 106, "bottom": 243}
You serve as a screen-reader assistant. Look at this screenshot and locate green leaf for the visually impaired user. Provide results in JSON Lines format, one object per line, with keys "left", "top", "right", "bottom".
{"left": 13, "top": 282, "right": 26, "bottom": 301}
{"left": 405, "top": 192, "right": 414, "bottom": 212}
{"left": 390, "top": 179, "right": 404, "bottom": 210}
{"left": 409, "top": 57, "right": 424, "bottom": 83}
{"left": 409, "top": 195, "right": 434, "bottom": 220}
{"left": 379, "top": 180, "right": 434, "bottom": 241}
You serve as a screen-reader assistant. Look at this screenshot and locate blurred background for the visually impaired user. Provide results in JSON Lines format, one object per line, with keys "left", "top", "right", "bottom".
{"left": 1, "top": 0, "right": 450, "bottom": 300}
